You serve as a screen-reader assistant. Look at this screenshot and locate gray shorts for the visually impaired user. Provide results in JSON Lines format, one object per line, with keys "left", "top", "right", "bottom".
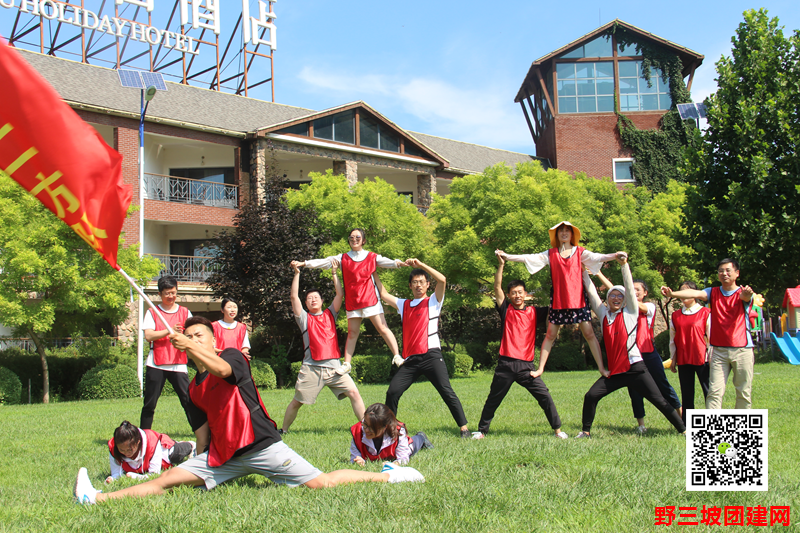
{"left": 177, "top": 441, "right": 323, "bottom": 490}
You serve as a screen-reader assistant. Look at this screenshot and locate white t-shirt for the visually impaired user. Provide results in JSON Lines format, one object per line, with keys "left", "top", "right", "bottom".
{"left": 215, "top": 320, "right": 251, "bottom": 349}
{"left": 396, "top": 292, "right": 443, "bottom": 352}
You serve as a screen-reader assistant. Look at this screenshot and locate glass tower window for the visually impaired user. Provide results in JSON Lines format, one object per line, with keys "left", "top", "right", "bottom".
{"left": 618, "top": 61, "right": 671, "bottom": 111}
{"left": 557, "top": 61, "right": 615, "bottom": 114}
{"left": 559, "top": 36, "right": 613, "bottom": 59}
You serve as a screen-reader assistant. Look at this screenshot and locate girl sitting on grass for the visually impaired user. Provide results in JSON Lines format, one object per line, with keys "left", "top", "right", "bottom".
{"left": 105, "top": 421, "right": 195, "bottom": 484}
{"left": 350, "top": 403, "right": 433, "bottom": 466}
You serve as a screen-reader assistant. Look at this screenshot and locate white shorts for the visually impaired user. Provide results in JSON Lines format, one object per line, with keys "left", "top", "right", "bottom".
{"left": 346, "top": 301, "right": 384, "bottom": 320}
{"left": 177, "top": 441, "right": 322, "bottom": 490}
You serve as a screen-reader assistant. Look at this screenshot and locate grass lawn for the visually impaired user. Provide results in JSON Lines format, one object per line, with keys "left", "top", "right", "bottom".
{"left": 0, "top": 362, "right": 797, "bottom": 532}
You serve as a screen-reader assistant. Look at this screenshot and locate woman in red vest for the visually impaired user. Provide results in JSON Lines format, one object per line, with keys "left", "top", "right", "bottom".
{"left": 297, "top": 228, "right": 407, "bottom": 373}
{"left": 667, "top": 281, "right": 711, "bottom": 422}
{"left": 212, "top": 298, "right": 250, "bottom": 360}
{"left": 105, "top": 421, "right": 195, "bottom": 484}
{"left": 350, "top": 403, "right": 433, "bottom": 465}
{"left": 497, "top": 221, "right": 624, "bottom": 381}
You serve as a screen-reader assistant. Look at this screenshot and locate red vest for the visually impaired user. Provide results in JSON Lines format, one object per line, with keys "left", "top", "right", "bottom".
{"left": 636, "top": 309, "right": 655, "bottom": 353}
{"left": 213, "top": 321, "right": 248, "bottom": 352}
{"left": 673, "top": 307, "right": 710, "bottom": 366}
{"left": 149, "top": 306, "right": 190, "bottom": 366}
{"left": 189, "top": 355, "right": 275, "bottom": 467}
{"left": 500, "top": 305, "right": 537, "bottom": 362}
{"left": 306, "top": 309, "right": 340, "bottom": 361}
{"left": 549, "top": 246, "right": 586, "bottom": 309}
{"left": 709, "top": 287, "right": 748, "bottom": 347}
{"left": 341, "top": 252, "right": 379, "bottom": 311}
{"left": 350, "top": 421, "right": 410, "bottom": 461}
{"left": 603, "top": 313, "right": 633, "bottom": 376}
{"left": 108, "top": 429, "right": 175, "bottom": 474}
{"left": 402, "top": 298, "right": 432, "bottom": 358}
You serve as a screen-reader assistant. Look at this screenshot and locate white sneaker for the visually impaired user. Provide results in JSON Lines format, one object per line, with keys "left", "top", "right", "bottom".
{"left": 381, "top": 462, "right": 425, "bottom": 483}
{"left": 555, "top": 430, "right": 569, "bottom": 439}
{"left": 636, "top": 425, "right": 647, "bottom": 435}
{"left": 335, "top": 361, "right": 352, "bottom": 375}
{"left": 74, "top": 467, "right": 99, "bottom": 504}
{"left": 471, "top": 431, "right": 485, "bottom": 440}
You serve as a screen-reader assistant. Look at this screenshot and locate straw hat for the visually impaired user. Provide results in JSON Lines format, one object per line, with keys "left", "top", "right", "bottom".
{"left": 548, "top": 221, "right": 582, "bottom": 248}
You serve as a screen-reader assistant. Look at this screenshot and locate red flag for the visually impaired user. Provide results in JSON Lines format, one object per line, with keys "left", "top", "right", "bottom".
{"left": 0, "top": 42, "right": 131, "bottom": 269}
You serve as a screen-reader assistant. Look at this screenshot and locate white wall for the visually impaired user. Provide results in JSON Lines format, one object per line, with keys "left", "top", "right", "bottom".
{"left": 142, "top": 135, "right": 235, "bottom": 176}
{"left": 143, "top": 221, "right": 229, "bottom": 255}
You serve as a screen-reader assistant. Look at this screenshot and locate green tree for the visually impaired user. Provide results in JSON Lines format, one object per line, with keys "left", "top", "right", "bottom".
{"left": 0, "top": 175, "right": 161, "bottom": 403}
{"left": 285, "top": 170, "right": 435, "bottom": 297}
{"left": 683, "top": 9, "right": 800, "bottom": 304}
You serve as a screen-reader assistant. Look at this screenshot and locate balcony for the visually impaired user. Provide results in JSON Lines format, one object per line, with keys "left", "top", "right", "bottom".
{"left": 144, "top": 173, "right": 238, "bottom": 209}
{"left": 151, "top": 254, "right": 216, "bottom": 282}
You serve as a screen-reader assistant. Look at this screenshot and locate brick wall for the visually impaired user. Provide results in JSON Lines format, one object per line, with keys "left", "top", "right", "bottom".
{"left": 143, "top": 199, "right": 235, "bottom": 226}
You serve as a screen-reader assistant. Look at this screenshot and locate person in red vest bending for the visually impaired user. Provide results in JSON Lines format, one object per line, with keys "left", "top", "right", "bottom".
{"left": 496, "top": 221, "right": 625, "bottom": 396}
{"left": 105, "top": 420, "right": 195, "bottom": 484}
{"left": 212, "top": 298, "right": 250, "bottom": 360}
{"left": 280, "top": 259, "right": 366, "bottom": 434}
{"left": 140, "top": 276, "right": 194, "bottom": 431}
{"left": 350, "top": 403, "right": 433, "bottom": 466}
{"left": 473, "top": 254, "right": 568, "bottom": 440}
{"left": 661, "top": 259, "right": 756, "bottom": 410}
{"left": 296, "top": 228, "right": 407, "bottom": 374}
{"left": 377, "top": 259, "right": 472, "bottom": 438}
{"left": 666, "top": 281, "right": 711, "bottom": 423}
{"left": 577, "top": 254, "right": 685, "bottom": 438}
{"left": 74, "top": 317, "right": 425, "bottom": 504}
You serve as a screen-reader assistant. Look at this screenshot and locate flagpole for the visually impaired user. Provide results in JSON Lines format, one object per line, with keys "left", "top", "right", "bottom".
{"left": 118, "top": 268, "right": 175, "bottom": 337}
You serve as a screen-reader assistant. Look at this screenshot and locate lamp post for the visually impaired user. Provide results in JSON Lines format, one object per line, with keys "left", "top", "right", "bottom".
{"left": 137, "top": 85, "right": 157, "bottom": 393}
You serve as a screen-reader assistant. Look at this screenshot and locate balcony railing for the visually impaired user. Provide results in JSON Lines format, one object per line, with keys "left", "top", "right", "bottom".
{"left": 151, "top": 254, "right": 216, "bottom": 282}
{"left": 144, "top": 173, "right": 238, "bottom": 209}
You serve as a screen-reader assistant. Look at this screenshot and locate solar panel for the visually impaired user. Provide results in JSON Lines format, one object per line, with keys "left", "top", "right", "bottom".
{"left": 695, "top": 103, "right": 708, "bottom": 119}
{"left": 118, "top": 69, "right": 144, "bottom": 89}
{"left": 140, "top": 71, "right": 167, "bottom": 92}
{"left": 677, "top": 103, "right": 699, "bottom": 120}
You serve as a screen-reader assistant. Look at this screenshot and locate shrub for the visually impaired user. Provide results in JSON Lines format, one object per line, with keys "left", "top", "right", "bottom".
{"left": 481, "top": 342, "right": 500, "bottom": 370}
{"left": 442, "top": 351, "right": 456, "bottom": 378}
{"left": 653, "top": 330, "right": 670, "bottom": 359}
{"left": 544, "top": 341, "right": 587, "bottom": 371}
{"left": 452, "top": 352, "right": 473, "bottom": 377}
{"left": 78, "top": 364, "right": 140, "bottom": 400}
{"left": 351, "top": 355, "right": 391, "bottom": 384}
{"left": 289, "top": 361, "right": 302, "bottom": 388}
{"left": 0, "top": 366, "right": 22, "bottom": 405}
{"left": 0, "top": 346, "right": 99, "bottom": 401}
{"left": 251, "top": 359, "right": 277, "bottom": 390}
{"left": 162, "top": 367, "right": 197, "bottom": 396}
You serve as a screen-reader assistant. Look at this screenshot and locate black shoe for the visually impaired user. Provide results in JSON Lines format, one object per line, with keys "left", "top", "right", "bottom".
{"left": 169, "top": 441, "right": 195, "bottom": 464}
{"left": 460, "top": 429, "right": 471, "bottom": 439}
{"left": 416, "top": 432, "right": 434, "bottom": 450}
{"left": 278, "top": 428, "right": 288, "bottom": 436}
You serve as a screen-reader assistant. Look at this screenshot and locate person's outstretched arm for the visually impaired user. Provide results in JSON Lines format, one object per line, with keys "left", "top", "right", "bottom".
{"left": 662, "top": 286, "right": 707, "bottom": 301}
{"left": 495, "top": 249, "right": 549, "bottom": 275}
{"left": 299, "top": 253, "right": 343, "bottom": 270}
{"left": 374, "top": 274, "right": 399, "bottom": 310}
{"left": 406, "top": 258, "right": 446, "bottom": 303}
{"left": 494, "top": 255, "right": 506, "bottom": 308}
{"left": 289, "top": 261, "right": 304, "bottom": 317}
{"left": 330, "top": 258, "right": 343, "bottom": 314}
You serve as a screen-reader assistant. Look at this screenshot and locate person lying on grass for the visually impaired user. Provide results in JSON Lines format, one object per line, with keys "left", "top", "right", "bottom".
{"left": 350, "top": 403, "right": 433, "bottom": 466}
{"left": 105, "top": 420, "right": 195, "bottom": 484}
{"left": 74, "top": 317, "right": 424, "bottom": 504}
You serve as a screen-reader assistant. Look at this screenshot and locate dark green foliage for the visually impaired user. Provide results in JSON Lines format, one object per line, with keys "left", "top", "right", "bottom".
{"left": 0, "top": 367, "right": 22, "bottom": 405}
{"left": 683, "top": 9, "right": 800, "bottom": 306}
{"left": 77, "top": 364, "right": 140, "bottom": 400}
{"left": 162, "top": 367, "right": 197, "bottom": 397}
{"left": 653, "top": 330, "right": 671, "bottom": 359}
{"left": 439, "top": 306, "right": 501, "bottom": 352}
{"left": 608, "top": 24, "right": 698, "bottom": 192}
{"left": 250, "top": 359, "right": 277, "bottom": 390}
{"left": 481, "top": 342, "right": 501, "bottom": 370}
{"left": 289, "top": 361, "right": 302, "bottom": 388}
{"left": 452, "top": 351, "right": 474, "bottom": 377}
{"left": 351, "top": 355, "right": 392, "bottom": 384}
{"left": 545, "top": 341, "right": 588, "bottom": 372}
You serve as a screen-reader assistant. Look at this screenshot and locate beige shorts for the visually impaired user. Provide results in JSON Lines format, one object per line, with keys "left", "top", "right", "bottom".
{"left": 294, "top": 364, "right": 358, "bottom": 404}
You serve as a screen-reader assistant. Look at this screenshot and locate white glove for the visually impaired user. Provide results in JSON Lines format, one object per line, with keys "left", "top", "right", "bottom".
{"left": 336, "top": 361, "right": 352, "bottom": 375}
{"left": 392, "top": 354, "right": 405, "bottom": 367}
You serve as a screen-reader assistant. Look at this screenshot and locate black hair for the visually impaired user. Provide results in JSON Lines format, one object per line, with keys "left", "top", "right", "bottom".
{"left": 506, "top": 280, "right": 526, "bottom": 293}
{"left": 349, "top": 228, "right": 366, "bottom": 244}
{"left": 157, "top": 276, "right": 178, "bottom": 293}
{"left": 184, "top": 316, "right": 215, "bottom": 336}
{"left": 408, "top": 269, "right": 429, "bottom": 285}
{"left": 111, "top": 421, "right": 142, "bottom": 463}
{"left": 633, "top": 279, "right": 649, "bottom": 293}
{"left": 220, "top": 298, "right": 238, "bottom": 314}
{"left": 362, "top": 403, "right": 399, "bottom": 441}
{"left": 303, "top": 287, "right": 322, "bottom": 302}
{"left": 680, "top": 280, "right": 698, "bottom": 290}
{"left": 717, "top": 258, "right": 740, "bottom": 271}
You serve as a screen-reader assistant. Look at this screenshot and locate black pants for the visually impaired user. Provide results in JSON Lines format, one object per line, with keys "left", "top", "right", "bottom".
{"left": 582, "top": 361, "right": 685, "bottom": 433}
{"left": 140, "top": 366, "right": 193, "bottom": 430}
{"left": 678, "top": 363, "right": 710, "bottom": 423}
{"left": 385, "top": 349, "right": 468, "bottom": 428}
{"left": 478, "top": 357, "right": 562, "bottom": 434}
{"left": 628, "top": 349, "right": 682, "bottom": 419}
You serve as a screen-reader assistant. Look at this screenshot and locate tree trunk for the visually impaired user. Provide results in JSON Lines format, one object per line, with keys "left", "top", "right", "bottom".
{"left": 29, "top": 329, "right": 49, "bottom": 404}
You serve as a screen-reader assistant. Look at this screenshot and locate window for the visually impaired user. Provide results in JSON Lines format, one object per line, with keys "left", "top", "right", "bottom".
{"left": 313, "top": 110, "right": 355, "bottom": 144}
{"left": 170, "top": 239, "right": 219, "bottom": 257}
{"left": 559, "top": 36, "right": 613, "bottom": 59}
{"left": 557, "top": 61, "right": 615, "bottom": 114}
{"left": 277, "top": 123, "right": 308, "bottom": 136}
{"left": 404, "top": 144, "right": 425, "bottom": 158}
{"left": 171, "top": 167, "right": 234, "bottom": 184}
{"left": 359, "top": 115, "right": 400, "bottom": 152}
{"left": 618, "top": 61, "right": 671, "bottom": 111}
{"left": 613, "top": 159, "right": 635, "bottom": 183}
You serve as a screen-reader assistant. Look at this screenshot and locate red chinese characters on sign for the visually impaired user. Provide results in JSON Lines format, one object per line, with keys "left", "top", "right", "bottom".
{"left": 656, "top": 506, "right": 790, "bottom": 527}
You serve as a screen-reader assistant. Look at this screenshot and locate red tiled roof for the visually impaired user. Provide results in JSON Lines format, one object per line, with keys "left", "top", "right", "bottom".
{"left": 783, "top": 286, "right": 800, "bottom": 308}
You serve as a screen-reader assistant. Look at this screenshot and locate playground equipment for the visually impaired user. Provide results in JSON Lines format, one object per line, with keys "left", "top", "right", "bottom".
{"left": 770, "top": 332, "right": 800, "bottom": 365}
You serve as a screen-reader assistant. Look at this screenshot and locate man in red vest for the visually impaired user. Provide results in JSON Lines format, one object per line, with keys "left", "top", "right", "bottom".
{"left": 75, "top": 317, "right": 424, "bottom": 504}
{"left": 378, "top": 259, "right": 472, "bottom": 438}
{"left": 140, "top": 276, "right": 194, "bottom": 431}
{"left": 661, "top": 259, "right": 755, "bottom": 409}
{"left": 473, "top": 254, "right": 567, "bottom": 439}
{"left": 280, "top": 259, "right": 366, "bottom": 433}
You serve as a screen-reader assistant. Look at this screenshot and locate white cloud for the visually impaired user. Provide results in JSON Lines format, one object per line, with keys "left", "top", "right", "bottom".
{"left": 297, "top": 66, "right": 533, "bottom": 153}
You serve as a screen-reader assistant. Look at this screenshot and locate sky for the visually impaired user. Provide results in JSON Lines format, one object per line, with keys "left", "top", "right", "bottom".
{"left": 2, "top": 1, "right": 799, "bottom": 154}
